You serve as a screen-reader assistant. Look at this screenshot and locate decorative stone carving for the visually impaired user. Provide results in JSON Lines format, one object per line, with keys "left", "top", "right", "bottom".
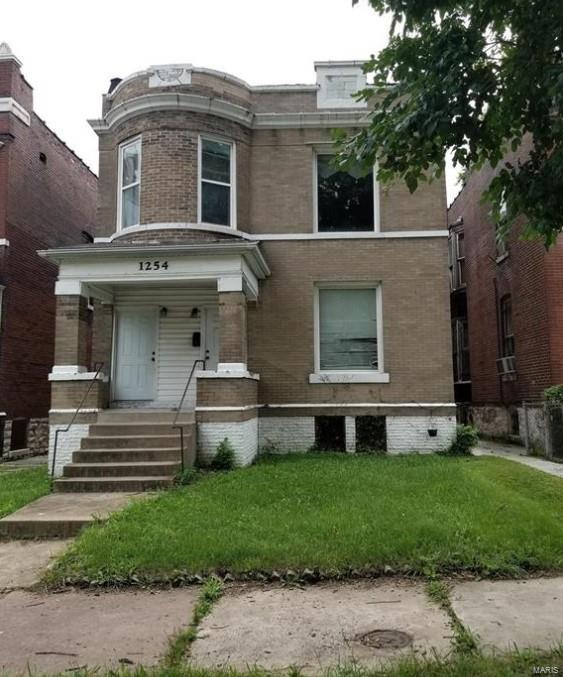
{"left": 149, "top": 64, "right": 192, "bottom": 88}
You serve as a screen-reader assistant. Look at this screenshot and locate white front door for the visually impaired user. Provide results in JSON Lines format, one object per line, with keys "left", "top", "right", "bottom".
{"left": 204, "top": 307, "right": 220, "bottom": 371}
{"left": 114, "top": 310, "right": 157, "bottom": 400}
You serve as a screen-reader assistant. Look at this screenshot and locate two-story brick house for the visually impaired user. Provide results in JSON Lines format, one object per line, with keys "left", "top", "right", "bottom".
{"left": 0, "top": 43, "right": 97, "bottom": 458}
{"left": 42, "top": 60, "right": 455, "bottom": 489}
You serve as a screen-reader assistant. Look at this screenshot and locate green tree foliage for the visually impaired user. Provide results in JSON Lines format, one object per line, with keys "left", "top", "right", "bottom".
{"left": 338, "top": 0, "right": 563, "bottom": 245}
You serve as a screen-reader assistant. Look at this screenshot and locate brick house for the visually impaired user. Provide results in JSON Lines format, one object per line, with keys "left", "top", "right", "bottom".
{"left": 448, "top": 142, "right": 563, "bottom": 451}
{"left": 41, "top": 60, "right": 456, "bottom": 489}
{"left": 0, "top": 43, "right": 97, "bottom": 457}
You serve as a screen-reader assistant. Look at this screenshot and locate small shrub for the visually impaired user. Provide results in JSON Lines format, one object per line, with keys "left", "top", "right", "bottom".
{"left": 210, "top": 438, "right": 236, "bottom": 470}
{"left": 544, "top": 384, "right": 563, "bottom": 406}
{"left": 443, "top": 425, "right": 479, "bottom": 456}
{"left": 174, "top": 467, "right": 199, "bottom": 486}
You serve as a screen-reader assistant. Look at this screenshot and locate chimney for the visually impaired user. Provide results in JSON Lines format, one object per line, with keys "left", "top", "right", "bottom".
{"left": 0, "top": 41, "right": 32, "bottom": 115}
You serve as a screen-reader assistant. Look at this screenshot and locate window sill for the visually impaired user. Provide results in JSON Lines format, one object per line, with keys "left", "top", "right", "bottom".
{"left": 309, "top": 372, "right": 390, "bottom": 384}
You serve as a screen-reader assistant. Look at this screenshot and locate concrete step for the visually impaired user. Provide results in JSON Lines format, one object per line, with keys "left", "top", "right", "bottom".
{"left": 81, "top": 434, "right": 180, "bottom": 450}
{"left": 0, "top": 493, "right": 136, "bottom": 539}
{"left": 54, "top": 476, "right": 175, "bottom": 493}
{"left": 97, "top": 410, "right": 190, "bottom": 424}
{"left": 72, "top": 448, "right": 181, "bottom": 463}
{"left": 89, "top": 423, "right": 191, "bottom": 436}
{"left": 63, "top": 461, "right": 181, "bottom": 478}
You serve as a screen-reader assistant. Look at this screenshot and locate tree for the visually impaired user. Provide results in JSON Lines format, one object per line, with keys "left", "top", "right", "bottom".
{"left": 337, "top": 0, "right": 563, "bottom": 246}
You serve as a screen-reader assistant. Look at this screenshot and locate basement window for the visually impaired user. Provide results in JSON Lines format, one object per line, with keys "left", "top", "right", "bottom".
{"left": 356, "top": 416, "right": 387, "bottom": 453}
{"left": 10, "top": 418, "right": 28, "bottom": 451}
{"left": 314, "top": 416, "right": 346, "bottom": 452}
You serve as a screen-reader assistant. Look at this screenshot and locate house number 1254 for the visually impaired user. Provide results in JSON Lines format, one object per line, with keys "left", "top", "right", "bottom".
{"left": 138, "top": 261, "right": 169, "bottom": 271}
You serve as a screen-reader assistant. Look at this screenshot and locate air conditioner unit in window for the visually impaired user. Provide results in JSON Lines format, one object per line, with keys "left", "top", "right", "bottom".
{"left": 496, "top": 356, "right": 516, "bottom": 374}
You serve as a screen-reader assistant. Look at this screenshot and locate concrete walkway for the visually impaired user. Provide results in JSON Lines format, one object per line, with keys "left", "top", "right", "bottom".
{"left": 0, "top": 492, "right": 140, "bottom": 539}
{"left": 0, "top": 577, "right": 562, "bottom": 673}
{"left": 475, "top": 440, "right": 563, "bottom": 479}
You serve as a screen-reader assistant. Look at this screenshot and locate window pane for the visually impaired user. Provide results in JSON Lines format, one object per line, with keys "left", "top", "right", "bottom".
{"left": 317, "top": 155, "right": 374, "bottom": 232}
{"left": 319, "top": 288, "right": 378, "bottom": 370}
{"left": 122, "top": 184, "right": 140, "bottom": 228}
{"left": 202, "top": 181, "right": 230, "bottom": 225}
{"left": 202, "top": 139, "right": 231, "bottom": 184}
{"left": 122, "top": 142, "right": 140, "bottom": 187}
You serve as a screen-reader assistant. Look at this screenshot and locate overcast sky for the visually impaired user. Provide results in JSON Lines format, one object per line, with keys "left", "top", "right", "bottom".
{"left": 4, "top": 0, "right": 460, "bottom": 203}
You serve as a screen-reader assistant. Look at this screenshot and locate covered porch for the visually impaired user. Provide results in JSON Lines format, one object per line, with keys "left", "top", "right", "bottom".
{"left": 40, "top": 241, "right": 269, "bottom": 476}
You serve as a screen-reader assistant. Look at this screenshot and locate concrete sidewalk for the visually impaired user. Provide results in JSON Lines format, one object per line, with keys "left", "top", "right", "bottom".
{"left": 475, "top": 440, "right": 563, "bottom": 479}
{"left": 1, "top": 577, "right": 562, "bottom": 673}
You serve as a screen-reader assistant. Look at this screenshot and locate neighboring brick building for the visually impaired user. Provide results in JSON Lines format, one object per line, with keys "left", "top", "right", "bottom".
{"left": 0, "top": 43, "right": 98, "bottom": 457}
{"left": 41, "top": 60, "right": 455, "bottom": 488}
{"left": 448, "top": 144, "right": 563, "bottom": 450}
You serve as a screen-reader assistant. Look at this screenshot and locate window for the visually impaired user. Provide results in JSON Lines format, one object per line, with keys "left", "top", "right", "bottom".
{"left": 200, "top": 138, "right": 235, "bottom": 227}
{"left": 452, "top": 318, "right": 470, "bottom": 383}
{"left": 317, "top": 286, "right": 380, "bottom": 372}
{"left": 118, "top": 137, "right": 141, "bottom": 229}
{"left": 500, "top": 295, "right": 515, "bottom": 357}
{"left": 449, "top": 230, "right": 466, "bottom": 289}
{"left": 316, "top": 155, "right": 377, "bottom": 232}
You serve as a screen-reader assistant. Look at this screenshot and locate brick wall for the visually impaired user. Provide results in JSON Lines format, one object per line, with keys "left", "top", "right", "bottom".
{"left": 0, "top": 56, "right": 98, "bottom": 420}
{"left": 448, "top": 141, "right": 563, "bottom": 407}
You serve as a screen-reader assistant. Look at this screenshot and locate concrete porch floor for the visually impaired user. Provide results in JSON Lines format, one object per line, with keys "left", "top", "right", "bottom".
{"left": 0, "top": 492, "right": 139, "bottom": 539}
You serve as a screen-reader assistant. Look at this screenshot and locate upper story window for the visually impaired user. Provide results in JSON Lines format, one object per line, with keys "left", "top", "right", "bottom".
{"left": 500, "top": 295, "right": 515, "bottom": 357}
{"left": 449, "top": 230, "right": 466, "bottom": 289}
{"left": 315, "top": 155, "right": 378, "bottom": 232}
{"left": 199, "top": 137, "right": 235, "bottom": 227}
{"left": 317, "top": 286, "right": 381, "bottom": 372}
{"left": 118, "top": 137, "right": 141, "bottom": 229}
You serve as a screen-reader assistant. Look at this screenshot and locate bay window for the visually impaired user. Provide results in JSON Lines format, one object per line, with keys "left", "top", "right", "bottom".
{"left": 200, "top": 137, "right": 235, "bottom": 227}
{"left": 118, "top": 137, "right": 141, "bottom": 229}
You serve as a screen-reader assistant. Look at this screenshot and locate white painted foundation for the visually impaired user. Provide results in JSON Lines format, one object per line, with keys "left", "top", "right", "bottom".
{"left": 198, "top": 417, "right": 258, "bottom": 466}
{"left": 386, "top": 416, "right": 456, "bottom": 453}
{"left": 48, "top": 424, "right": 90, "bottom": 477}
{"left": 258, "top": 416, "right": 315, "bottom": 453}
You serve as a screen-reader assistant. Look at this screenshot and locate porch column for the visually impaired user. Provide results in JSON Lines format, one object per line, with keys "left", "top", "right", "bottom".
{"left": 217, "top": 290, "right": 247, "bottom": 371}
{"left": 53, "top": 294, "right": 90, "bottom": 373}
{"left": 91, "top": 299, "right": 114, "bottom": 373}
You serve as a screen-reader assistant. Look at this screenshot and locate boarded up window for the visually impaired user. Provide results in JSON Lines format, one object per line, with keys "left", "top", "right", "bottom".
{"left": 315, "top": 416, "right": 346, "bottom": 452}
{"left": 356, "top": 416, "right": 387, "bottom": 453}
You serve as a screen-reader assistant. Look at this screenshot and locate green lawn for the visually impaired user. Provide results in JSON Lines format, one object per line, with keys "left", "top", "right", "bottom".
{"left": 47, "top": 454, "right": 563, "bottom": 584}
{"left": 0, "top": 465, "right": 50, "bottom": 519}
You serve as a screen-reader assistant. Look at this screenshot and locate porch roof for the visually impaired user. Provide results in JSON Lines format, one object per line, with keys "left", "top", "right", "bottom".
{"left": 38, "top": 241, "right": 271, "bottom": 279}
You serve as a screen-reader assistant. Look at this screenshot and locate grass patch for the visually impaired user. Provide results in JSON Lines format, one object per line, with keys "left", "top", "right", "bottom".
{"left": 46, "top": 454, "right": 563, "bottom": 585}
{"left": 42, "top": 646, "right": 563, "bottom": 676}
{"left": 0, "top": 465, "right": 50, "bottom": 519}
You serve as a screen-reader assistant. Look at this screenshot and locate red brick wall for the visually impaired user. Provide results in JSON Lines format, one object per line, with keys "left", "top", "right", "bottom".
{"left": 448, "top": 145, "right": 563, "bottom": 406}
{"left": 0, "top": 58, "right": 98, "bottom": 419}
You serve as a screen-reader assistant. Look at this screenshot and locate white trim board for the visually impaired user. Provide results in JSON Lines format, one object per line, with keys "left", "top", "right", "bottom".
{"left": 93, "top": 223, "right": 448, "bottom": 244}
{"left": 262, "top": 402, "right": 456, "bottom": 408}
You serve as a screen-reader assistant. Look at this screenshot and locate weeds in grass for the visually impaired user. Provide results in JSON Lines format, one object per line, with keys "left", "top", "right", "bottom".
{"left": 425, "top": 579, "right": 479, "bottom": 655}
{"left": 163, "top": 576, "right": 224, "bottom": 668}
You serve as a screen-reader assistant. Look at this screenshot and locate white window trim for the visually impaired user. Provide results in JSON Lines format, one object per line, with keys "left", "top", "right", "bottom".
{"left": 116, "top": 136, "right": 142, "bottom": 231}
{"left": 198, "top": 135, "right": 237, "bottom": 230}
{"left": 313, "top": 152, "right": 380, "bottom": 234}
{"left": 310, "top": 281, "right": 389, "bottom": 384}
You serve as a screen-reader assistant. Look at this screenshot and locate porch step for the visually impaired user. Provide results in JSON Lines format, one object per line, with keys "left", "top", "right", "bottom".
{"left": 81, "top": 434, "right": 180, "bottom": 450}
{"left": 63, "top": 461, "right": 181, "bottom": 478}
{"left": 53, "top": 476, "right": 175, "bottom": 493}
{"left": 89, "top": 423, "right": 184, "bottom": 436}
{"left": 97, "top": 410, "right": 191, "bottom": 424}
{"left": 72, "top": 448, "right": 182, "bottom": 463}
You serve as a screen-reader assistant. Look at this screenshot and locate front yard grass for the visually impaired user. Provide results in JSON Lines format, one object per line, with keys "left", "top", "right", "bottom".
{"left": 0, "top": 465, "right": 50, "bottom": 519}
{"left": 47, "top": 453, "right": 563, "bottom": 585}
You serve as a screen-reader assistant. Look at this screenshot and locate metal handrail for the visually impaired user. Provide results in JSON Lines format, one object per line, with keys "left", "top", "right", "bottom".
{"left": 173, "top": 358, "right": 206, "bottom": 472}
{"left": 51, "top": 361, "right": 105, "bottom": 483}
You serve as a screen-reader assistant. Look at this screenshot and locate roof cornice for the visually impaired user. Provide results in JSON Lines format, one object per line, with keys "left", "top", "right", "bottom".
{"left": 89, "top": 92, "right": 369, "bottom": 134}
